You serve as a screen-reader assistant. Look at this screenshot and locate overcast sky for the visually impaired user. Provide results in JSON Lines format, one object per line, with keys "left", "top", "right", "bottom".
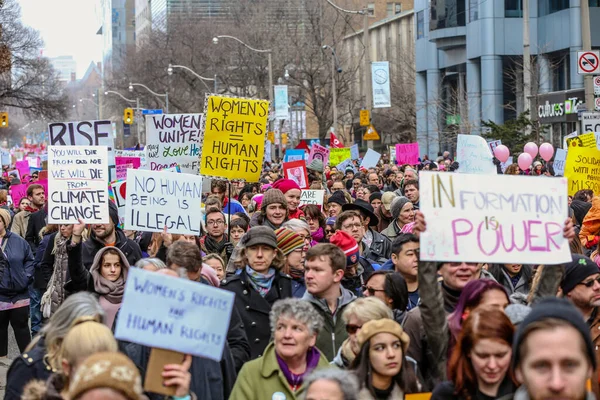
{"left": 19, "top": 0, "right": 103, "bottom": 78}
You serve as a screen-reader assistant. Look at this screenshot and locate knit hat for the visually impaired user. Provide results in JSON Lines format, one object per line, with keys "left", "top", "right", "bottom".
{"left": 109, "top": 201, "right": 120, "bottom": 227}
{"left": 326, "top": 217, "right": 336, "bottom": 226}
{"left": 0, "top": 208, "right": 12, "bottom": 228}
{"left": 512, "top": 297, "right": 596, "bottom": 370}
{"left": 570, "top": 199, "right": 592, "bottom": 226}
{"left": 560, "top": 254, "right": 600, "bottom": 295}
{"left": 272, "top": 179, "right": 301, "bottom": 194}
{"left": 381, "top": 192, "right": 397, "bottom": 211}
{"left": 357, "top": 318, "right": 410, "bottom": 352}
{"left": 327, "top": 191, "right": 347, "bottom": 206}
{"left": 241, "top": 226, "right": 278, "bottom": 249}
{"left": 261, "top": 188, "right": 288, "bottom": 210}
{"left": 390, "top": 196, "right": 411, "bottom": 220}
{"left": 275, "top": 227, "right": 305, "bottom": 255}
{"left": 329, "top": 230, "right": 360, "bottom": 267}
{"left": 68, "top": 352, "right": 143, "bottom": 400}
{"left": 369, "top": 192, "right": 382, "bottom": 203}
{"left": 307, "top": 159, "right": 324, "bottom": 173}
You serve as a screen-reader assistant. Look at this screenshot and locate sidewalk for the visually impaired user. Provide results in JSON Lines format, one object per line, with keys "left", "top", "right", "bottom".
{"left": 0, "top": 327, "right": 25, "bottom": 398}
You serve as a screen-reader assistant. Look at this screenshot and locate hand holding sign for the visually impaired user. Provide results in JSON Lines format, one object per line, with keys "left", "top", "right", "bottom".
{"left": 162, "top": 354, "right": 192, "bottom": 397}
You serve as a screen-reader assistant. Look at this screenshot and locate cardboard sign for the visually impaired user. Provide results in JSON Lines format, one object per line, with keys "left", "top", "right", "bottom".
{"left": 564, "top": 146, "right": 600, "bottom": 195}
{"left": 488, "top": 140, "right": 502, "bottom": 154}
{"left": 116, "top": 163, "right": 133, "bottom": 180}
{"left": 48, "top": 146, "right": 109, "bottom": 224}
{"left": 0, "top": 149, "right": 9, "bottom": 166}
{"left": 395, "top": 143, "right": 419, "bottom": 165}
{"left": 115, "top": 150, "right": 146, "bottom": 168}
{"left": 336, "top": 159, "right": 354, "bottom": 173}
{"left": 15, "top": 160, "right": 30, "bottom": 180}
{"left": 114, "top": 267, "right": 234, "bottom": 361}
{"left": 419, "top": 171, "right": 570, "bottom": 264}
{"left": 144, "top": 348, "right": 183, "bottom": 396}
{"left": 109, "top": 180, "right": 127, "bottom": 228}
{"left": 554, "top": 149, "right": 567, "bottom": 176}
{"left": 308, "top": 144, "right": 329, "bottom": 166}
{"left": 125, "top": 169, "right": 203, "bottom": 235}
{"left": 48, "top": 120, "right": 115, "bottom": 162}
{"left": 200, "top": 95, "right": 268, "bottom": 182}
{"left": 455, "top": 134, "right": 496, "bottom": 175}
{"left": 360, "top": 149, "right": 381, "bottom": 170}
{"left": 145, "top": 114, "right": 202, "bottom": 174}
{"left": 350, "top": 144, "right": 360, "bottom": 160}
{"left": 283, "top": 149, "right": 306, "bottom": 162}
{"left": 329, "top": 148, "right": 351, "bottom": 166}
{"left": 300, "top": 190, "right": 325, "bottom": 208}
{"left": 115, "top": 156, "right": 141, "bottom": 169}
{"left": 282, "top": 160, "right": 309, "bottom": 189}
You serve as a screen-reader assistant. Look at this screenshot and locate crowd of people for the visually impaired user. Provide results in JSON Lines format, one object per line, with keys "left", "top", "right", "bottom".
{"left": 0, "top": 150, "right": 599, "bottom": 400}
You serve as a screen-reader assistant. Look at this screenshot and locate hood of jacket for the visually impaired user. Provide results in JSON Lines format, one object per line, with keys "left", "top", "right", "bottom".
{"left": 302, "top": 285, "right": 356, "bottom": 315}
{"left": 89, "top": 246, "right": 131, "bottom": 280}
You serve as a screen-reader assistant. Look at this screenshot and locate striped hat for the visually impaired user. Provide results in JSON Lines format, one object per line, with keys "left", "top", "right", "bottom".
{"left": 275, "top": 227, "right": 305, "bottom": 256}
{"left": 329, "top": 230, "right": 360, "bottom": 267}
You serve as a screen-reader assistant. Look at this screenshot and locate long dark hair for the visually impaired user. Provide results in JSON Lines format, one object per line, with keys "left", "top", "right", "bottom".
{"left": 351, "top": 338, "right": 419, "bottom": 396}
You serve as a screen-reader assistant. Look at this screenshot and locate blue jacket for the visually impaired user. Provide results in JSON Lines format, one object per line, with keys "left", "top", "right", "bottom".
{"left": 0, "top": 231, "right": 35, "bottom": 303}
{"left": 291, "top": 277, "right": 306, "bottom": 298}
{"left": 381, "top": 259, "right": 394, "bottom": 270}
{"left": 224, "top": 198, "right": 246, "bottom": 216}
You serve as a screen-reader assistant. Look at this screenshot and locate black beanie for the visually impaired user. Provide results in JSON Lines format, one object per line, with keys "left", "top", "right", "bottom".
{"left": 560, "top": 254, "right": 599, "bottom": 295}
{"left": 369, "top": 192, "right": 382, "bottom": 203}
{"left": 571, "top": 200, "right": 592, "bottom": 226}
{"left": 512, "top": 297, "right": 596, "bottom": 370}
{"left": 327, "top": 190, "right": 347, "bottom": 206}
{"left": 108, "top": 201, "right": 120, "bottom": 228}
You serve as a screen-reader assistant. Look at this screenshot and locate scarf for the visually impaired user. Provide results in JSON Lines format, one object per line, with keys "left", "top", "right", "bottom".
{"left": 49, "top": 235, "right": 69, "bottom": 314}
{"left": 441, "top": 282, "right": 461, "bottom": 314}
{"left": 91, "top": 268, "right": 126, "bottom": 304}
{"left": 276, "top": 346, "right": 321, "bottom": 391}
{"left": 204, "top": 235, "right": 228, "bottom": 254}
{"left": 311, "top": 227, "right": 324, "bottom": 243}
{"left": 23, "top": 205, "right": 38, "bottom": 214}
{"left": 289, "top": 266, "right": 304, "bottom": 280}
{"left": 245, "top": 265, "right": 276, "bottom": 297}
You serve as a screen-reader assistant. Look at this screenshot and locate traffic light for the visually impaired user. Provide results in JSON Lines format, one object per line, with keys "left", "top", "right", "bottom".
{"left": 0, "top": 112, "right": 7, "bottom": 128}
{"left": 123, "top": 108, "right": 134, "bottom": 125}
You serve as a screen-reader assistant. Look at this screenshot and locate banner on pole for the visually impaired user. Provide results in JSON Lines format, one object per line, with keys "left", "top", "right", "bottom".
{"left": 371, "top": 61, "right": 391, "bottom": 108}
{"left": 274, "top": 85, "right": 289, "bottom": 120}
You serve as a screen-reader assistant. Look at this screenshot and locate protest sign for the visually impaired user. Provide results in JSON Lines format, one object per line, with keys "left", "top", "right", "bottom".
{"left": 200, "top": 95, "right": 268, "bottom": 182}
{"left": 336, "top": 159, "right": 353, "bottom": 173}
{"left": 580, "top": 132, "right": 597, "bottom": 148}
{"left": 0, "top": 149, "right": 9, "bottom": 166}
{"left": 264, "top": 142, "right": 272, "bottom": 163}
{"left": 7, "top": 169, "right": 19, "bottom": 182}
{"left": 283, "top": 149, "right": 306, "bottom": 162}
{"left": 300, "top": 190, "right": 325, "bottom": 208}
{"left": 115, "top": 150, "right": 147, "bottom": 167}
{"left": 350, "top": 144, "right": 360, "bottom": 160}
{"left": 419, "top": 171, "right": 570, "bottom": 264}
{"left": 114, "top": 267, "right": 234, "bottom": 361}
{"left": 116, "top": 156, "right": 141, "bottom": 169}
{"left": 500, "top": 157, "right": 513, "bottom": 173}
{"left": 330, "top": 148, "right": 351, "bottom": 166}
{"left": 308, "top": 144, "right": 329, "bottom": 166}
{"left": 48, "top": 146, "right": 109, "bottom": 224}
{"left": 9, "top": 184, "right": 27, "bottom": 205}
{"left": 596, "top": 133, "right": 600, "bottom": 150}
{"left": 564, "top": 146, "right": 600, "bottom": 195}
{"left": 26, "top": 156, "right": 40, "bottom": 168}
{"left": 395, "top": 143, "right": 419, "bottom": 165}
{"left": 360, "top": 149, "right": 381, "bottom": 170}
{"left": 487, "top": 140, "right": 502, "bottom": 154}
{"left": 554, "top": 149, "right": 567, "bottom": 176}
{"left": 109, "top": 180, "right": 127, "bottom": 228}
{"left": 283, "top": 160, "right": 309, "bottom": 189}
{"left": 145, "top": 114, "right": 202, "bottom": 174}
{"left": 563, "top": 131, "right": 577, "bottom": 150}
{"left": 125, "top": 169, "right": 203, "bottom": 235}
{"left": 116, "top": 163, "right": 133, "bottom": 180}
{"left": 48, "top": 120, "right": 115, "bottom": 161}
{"left": 455, "top": 134, "right": 496, "bottom": 174}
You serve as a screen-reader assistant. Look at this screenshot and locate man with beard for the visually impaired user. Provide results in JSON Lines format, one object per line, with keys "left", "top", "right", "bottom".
{"left": 200, "top": 208, "right": 233, "bottom": 264}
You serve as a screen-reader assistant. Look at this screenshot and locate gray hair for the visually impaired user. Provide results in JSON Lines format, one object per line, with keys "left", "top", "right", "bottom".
{"left": 303, "top": 368, "right": 360, "bottom": 400}
{"left": 282, "top": 219, "right": 310, "bottom": 234}
{"left": 270, "top": 298, "right": 323, "bottom": 336}
{"left": 135, "top": 257, "right": 167, "bottom": 270}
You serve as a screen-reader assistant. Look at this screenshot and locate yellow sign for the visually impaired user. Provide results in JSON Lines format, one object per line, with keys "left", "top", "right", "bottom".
{"left": 363, "top": 125, "right": 380, "bottom": 140}
{"left": 200, "top": 95, "right": 269, "bottom": 182}
{"left": 282, "top": 133, "right": 288, "bottom": 144}
{"left": 567, "top": 133, "right": 596, "bottom": 148}
{"left": 360, "top": 109, "right": 370, "bottom": 126}
{"left": 406, "top": 394, "right": 432, "bottom": 400}
{"left": 329, "top": 147, "right": 351, "bottom": 166}
{"left": 565, "top": 146, "right": 600, "bottom": 195}
{"left": 267, "top": 131, "right": 275, "bottom": 143}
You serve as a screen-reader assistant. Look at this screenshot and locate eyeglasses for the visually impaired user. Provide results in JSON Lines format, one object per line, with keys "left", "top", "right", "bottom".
{"left": 345, "top": 324, "right": 362, "bottom": 334}
{"left": 325, "top": 229, "right": 334, "bottom": 235}
{"left": 362, "top": 286, "right": 385, "bottom": 296}
{"left": 207, "top": 220, "right": 225, "bottom": 226}
{"left": 579, "top": 276, "right": 600, "bottom": 288}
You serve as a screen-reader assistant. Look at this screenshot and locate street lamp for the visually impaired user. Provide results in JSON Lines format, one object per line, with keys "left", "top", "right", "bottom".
{"left": 129, "top": 82, "right": 169, "bottom": 113}
{"left": 79, "top": 98, "right": 100, "bottom": 119}
{"left": 322, "top": 45, "right": 342, "bottom": 136}
{"left": 167, "top": 63, "right": 217, "bottom": 93}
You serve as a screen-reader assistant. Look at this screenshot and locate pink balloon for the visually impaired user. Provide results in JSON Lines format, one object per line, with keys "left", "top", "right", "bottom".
{"left": 539, "top": 143, "right": 554, "bottom": 162}
{"left": 493, "top": 145, "right": 510, "bottom": 163}
{"left": 523, "top": 142, "right": 538, "bottom": 159}
{"left": 518, "top": 153, "right": 533, "bottom": 171}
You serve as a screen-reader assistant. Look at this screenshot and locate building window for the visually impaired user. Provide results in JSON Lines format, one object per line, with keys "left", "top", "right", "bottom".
{"left": 538, "top": 0, "right": 570, "bottom": 16}
{"left": 387, "top": 2, "right": 402, "bottom": 17}
{"left": 367, "top": 3, "right": 375, "bottom": 16}
{"left": 430, "top": 0, "right": 466, "bottom": 31}
{"left": 591, "top": 0, "right": 600, "bottom": 5}
{"left": 505, "top": 0, "right": 523, "bottom": 17}
{"left": 470, "top": 0, "right": 479, "bottom": 21}
{"left": 417, "top": 10, "right": 425, "bottom": 39}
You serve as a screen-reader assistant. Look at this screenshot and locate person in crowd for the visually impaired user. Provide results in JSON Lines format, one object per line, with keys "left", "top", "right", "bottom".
{"left": 134, "top": 257, "right": 166, "bottom": 271}
{"left": 333, "top": 297, "right": 393, "bottom": 369}
{"left": 325, "top": 217, "right": 336, "bottom": 241}
{"left": 273, "top": 178, "right": 304, "bottom": 220}
{"left": 200, "top": 208, "right": 233, "bottom": 264}
{"left": 488, "top": 263, "right": 533, "bottom": 303}
{"left": 352, "top": 318, "right": 419, "bottom": 399}
{"left": 304, "top": 368, "right": 360, "bottom": 400}
{"left": 342, "top": 199, "right": 391, "bottom": 263}
{"left": 504, "top": 297, "right": 596, "bottom": 400}
{"left": 230, "top": 217, "right": 249, "bottom": 247}
{"left": 222, "top": 226, "right": 292, "bottom": 359}
{"left": 572, "top": 198, "right": 592, "bottom": 235}
{"left": 367, "top": 173, "right": 381, "bottom": 191}
{"left": 275, "top": 227, "right": 307, "bottom": 298}
{"left": 12, "top": 184, "right": 44, "bottom": 239}
{"left": 0, "top": 190, "right": 12, "bottom": 217}
{"left": 382, "top": 234, "right": 420, "bottom": 310}
{"left": 326, "top": 191, "right": 347, "bottom": 218}
{"left": 335, "top": 210, "right": 379, "bottom": 268}
{"left": 363, "top": 271, "right": 409, "bottom": 324}
{"left": 250, "top": 188, "right": 288, "bottom": 229}
{"left": 204, "top": 253, "right": 226, "bottom": 281}
{"left": 16, "top": 197, "right": 31, "bottom": 214}
{"left": 211, "top": 180, "right": 246, "bottom": 215}
{"left": 0, "top": 208, "right": 34, "bottom": 357}
{"left": 382, "top": 197, "right": 415, "bottom": 240}
{"left": 229, "top": 298, "right": 330, "bottom": 399}
{"left": 402, "top": 180, "right": 420, "bottom": 209}
{"left": 5, "top": 292, "right": 104, "bottom": 400}
{"left": 282, "top": 219, "right": 313, "bottom": 251}
{"left": 580, "top": 195, "right": 599, "bottom": 251}
{"left": 331, "top": 180, "right": 345, "bottom": 192}
{"left": 239, "top": 191, "right": 254, "bottom": 213}
{"left": 574, "top": 189, "right": 594, "bottom": 203}
{"left": 303, "top": 243, "right": 356, "bottom": 361}
{"left": 376, "top": 192, "right": 397, "bottom": 233}
{"left": 355, "top": 186, "right": 370, "bottom": 202}
{"left": 304, "top": 204, "right": 327, "bottom": 245}
{"left": 329, "top": 229, "right": 373, "bottom": 297}
{"left": 369, "top": 192, "right": 383, "bottom": 214}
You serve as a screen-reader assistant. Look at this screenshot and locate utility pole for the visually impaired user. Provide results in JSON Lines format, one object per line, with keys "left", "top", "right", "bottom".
{"left": 363, "top": 11, "right": 373, "bottom": 149}
{"left": 523, "top": 0, "right": 531, "bottom": 114}
{"left": 581, "top": 0, "right": 594, "bottom": 110}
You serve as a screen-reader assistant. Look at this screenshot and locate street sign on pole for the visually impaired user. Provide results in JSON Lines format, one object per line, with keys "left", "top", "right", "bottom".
{"left": 594, "top": 76, "right": 600, "bottom": 95}
{"left": 141, "top": 109, "right": 163, "bottom": 115}
{"left": 360, "top": 109, "right": 370, "bottom": 126}
{"left": 363, "top": 125, "right": 380, "bottom": 141}
{"left": 580, "top": 112, "right": 600, "bottom": 132}
{"left": 577, "top": 51, "right": 600, "bottom": 75}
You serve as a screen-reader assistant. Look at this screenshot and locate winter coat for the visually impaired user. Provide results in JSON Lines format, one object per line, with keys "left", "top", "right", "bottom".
{"left": 4, "top": 337, "right": 53, "bottom": 400}
{"left": 229, "top": 342, "right": 330, "bottom": 400}
{"left": 25, "top": 209, "right": 48, "bottom": 253}
{"left": 0, "top": 231, "right": 34, "bottom": 303}
{"left": 589, "top": 307, "right": 600, "bottom": 399}
{"left": 221, "top": 268, "right": 293, "bottom": 359}
{"left": 80, "top": 229, "right": 142, "bottom": 270}
{"left": 32, "top": 231, "right": 52, "bottom": 291}
{"left": 303, "top": 286, "right": 356, "bottom": 361}
{"left": 40, "top": 233, "right": 70, "bottom": 317}
{"left": 362, "top": 228, "right": 392, "bottom": 264}
{"left": 375, "top": 207, "right": 394, "bottom": 233}
{"left": 291, "top": 277, "right": 306, "bottom": 298}
{"left": 432, "top": 378, "right": 516, "bottom": 400}
{"left": 488, "top": 264, "right": 532, "bottom": 300}
{"left": 11, "top": 209, "right": 31, "bottom": 239}
{"left": 342, "top": 257, "right": 376, "bottom": 297}
{"left": 357, "top": 384, "right": 404, "bottom": 400}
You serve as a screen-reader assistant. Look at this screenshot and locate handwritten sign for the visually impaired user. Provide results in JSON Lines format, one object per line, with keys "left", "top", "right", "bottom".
{"left": 15, "top": 160, "right": 30, "bottom": 180}
{"left": 200, "top": 95, "right": 268, "bottom": 182}
{"left": 116, "top": 156, "right": 141, "bottom": 169}
{"left": 395, "top": 143, "right": 419, "bottom": 165}
{"left": 48, "top": 120, "right": 115, "bottom": 162}
{"left": 115, "top": 163, "right": 133, "bottom": 180}
{"left": 109, "top": 180, "right": 127, "bottom": 228}
{"left": 125, "top": 169, "right": 203, "bottom": 235}
{"left": 456, "top": 134, "right": 496, "bottom": 175}
{"left": 419, "top": 171, "right": 570, "bottom": 264}
{"left": 336, "top": 159, "right": 353, "bottom": 173}
{"left": 115, "top": 150, "right": 146, "bottom": 168}
{"left": 300, "top": 190, "right": 325, "bottom": 208}
{"left": 283, "top": 160, "right": 309, "bottom": 189}
{"left": 284, "top": 149, "right": 306, "bottom": 162}
{"left": 580, "top": 132, "right": 597, "bottom": 148}
{"left": 309, "top": 144, "right": 329, "bottom": 166}
{"left": 554, "top": 149, "right": 567, "bottom": 176}
{"left": 48, "top": 146, "right": 109, "bottom": 224}
{"left": 360, "top": 149, "right": 381, "bottom": 170}
{"left": 565, "top": 146, "right": 600, "bottom": 195}
{"left": 114, "top": 267, "right": 234, "bottom": 361}
{"left": 350, "top": 144, "right": 360, "bottom": 160}
{"left": 330, "top": 148, "right": 351, "bottom": 166}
